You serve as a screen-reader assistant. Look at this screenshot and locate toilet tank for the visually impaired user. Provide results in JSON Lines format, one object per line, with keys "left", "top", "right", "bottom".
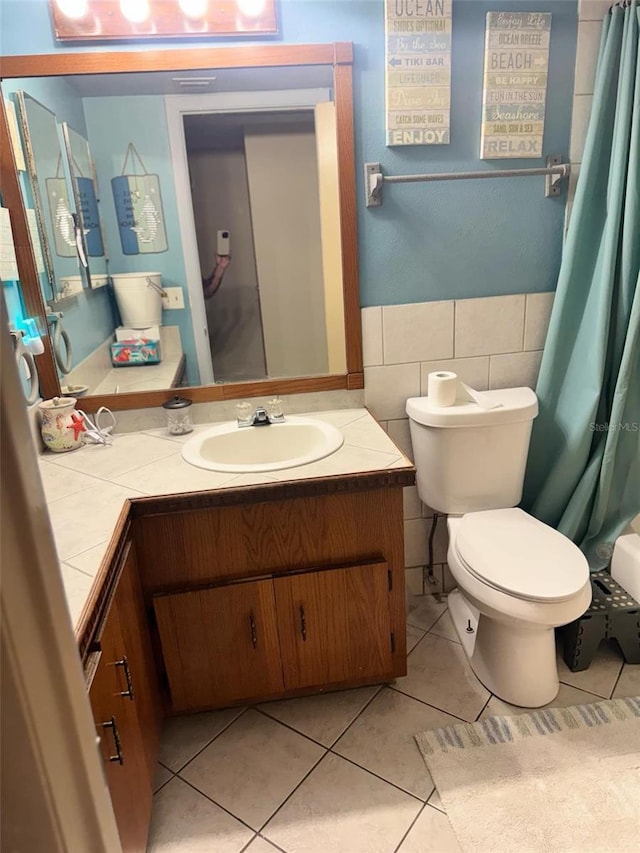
{"left": 406, "top": 388, "right": 538, "bottom": 514}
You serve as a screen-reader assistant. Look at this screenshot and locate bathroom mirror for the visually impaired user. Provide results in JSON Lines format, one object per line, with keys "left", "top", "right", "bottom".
{"left": 1, "top": 43, "right": 362, "bottom": 411}
{"left": 8, "top": 88, "right": 117, "bottom": 386}
{"left": 61, "top": 123, "right": 109, "bottom": 290}
{"left": 0, "top": 96, "right": 59, "bottom": 397}
{"left": 14, "top": 91, "right": 89, "bottom": 302}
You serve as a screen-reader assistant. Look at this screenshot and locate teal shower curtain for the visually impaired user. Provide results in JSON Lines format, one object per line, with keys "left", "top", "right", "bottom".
{"left": 523, "top": 0, "right": 640, "bottom": 570}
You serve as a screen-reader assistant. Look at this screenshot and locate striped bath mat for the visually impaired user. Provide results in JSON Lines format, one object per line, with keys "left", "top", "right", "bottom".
{"left": 415, "top": 697, "right": 640, "bottom": 853}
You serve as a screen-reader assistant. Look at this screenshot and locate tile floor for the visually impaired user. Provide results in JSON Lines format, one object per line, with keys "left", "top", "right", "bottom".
{"left": 147, "top": 592, "right": 639, "bottom": 852}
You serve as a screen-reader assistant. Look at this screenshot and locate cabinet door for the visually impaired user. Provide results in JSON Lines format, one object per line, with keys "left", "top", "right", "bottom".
{"left": 88, "top": 605, "right": 151, "bottom": 853}
{"left": 153, "top": 579, "right": 284, "bottom": 712}
{"left": 275, "top": 562, "right": 394, "bottom": 691}
{"left": 112, "top": 543, "right": 162, "bottom": 782}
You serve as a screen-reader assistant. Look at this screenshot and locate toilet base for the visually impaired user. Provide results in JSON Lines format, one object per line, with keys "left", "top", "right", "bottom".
{"left": 448, "top": 589, "right": 560, "bottom": 708}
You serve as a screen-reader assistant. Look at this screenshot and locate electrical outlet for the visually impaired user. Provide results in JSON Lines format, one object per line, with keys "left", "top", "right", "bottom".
{"left": 162, "top": 287, "right": 185, "bottom": 310}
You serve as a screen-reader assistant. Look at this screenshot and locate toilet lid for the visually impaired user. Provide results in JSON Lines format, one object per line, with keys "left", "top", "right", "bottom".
{"left": 455, "top": 508, "right": 589, "bottom": 602}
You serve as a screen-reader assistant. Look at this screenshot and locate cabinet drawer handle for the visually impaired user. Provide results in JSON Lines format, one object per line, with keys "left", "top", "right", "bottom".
{"left": 300, "top": 605, "right": 307, "bottom": 642}
{"left": 115, "top": 656, "right": 134, "bottom": 700}
{"left": 102, "top": 716, "right": 124, "bottom": 764}
{"left": 249, "top": 612, "right": 257, "bottom": 648}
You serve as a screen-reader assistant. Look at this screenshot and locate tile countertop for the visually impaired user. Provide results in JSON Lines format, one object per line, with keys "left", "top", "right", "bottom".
{"left": 38, "top": 409, "right": 413, "bottom": 630}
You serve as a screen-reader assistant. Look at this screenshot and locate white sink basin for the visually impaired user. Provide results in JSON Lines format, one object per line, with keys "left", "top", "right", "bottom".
{"left": 181, "top": 416, "right": 344, "bottom": 473}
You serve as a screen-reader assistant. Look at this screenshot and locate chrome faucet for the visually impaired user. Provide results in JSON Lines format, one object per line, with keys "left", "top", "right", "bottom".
{"left": 237, "top": 403, "right": 285, "bottom": 428}
{"left": 250, "top": 406, "right": 271, "bottom": 427}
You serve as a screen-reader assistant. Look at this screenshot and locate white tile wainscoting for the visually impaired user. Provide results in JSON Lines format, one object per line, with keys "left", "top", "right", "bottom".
{"left": 362, "top": 292, "right": 555, "bottom": 593}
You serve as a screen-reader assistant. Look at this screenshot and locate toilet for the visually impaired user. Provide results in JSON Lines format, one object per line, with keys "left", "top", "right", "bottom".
{"left": 406, "top": 387, "right": 591, "bottom": 708}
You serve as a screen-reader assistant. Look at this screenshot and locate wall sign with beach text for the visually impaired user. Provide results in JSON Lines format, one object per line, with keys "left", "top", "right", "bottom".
{"left": 385, "top": 0, "right": 452, "bottom": 146}
{"left": 480, "top": 11, "right": 551, "bottom": 159}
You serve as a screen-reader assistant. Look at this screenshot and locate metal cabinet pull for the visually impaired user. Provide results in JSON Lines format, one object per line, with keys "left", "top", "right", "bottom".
{"left": 249, "top": 612, "right": 257, "bottom": 648}
{"left": 102, "top": 716, "right": 123, "bottom": 764}
{"left": 300, "top": 605, "right": 307, "bottom": 642}
{"left": 115, "top": 656, "right": 134, "bottom": 699}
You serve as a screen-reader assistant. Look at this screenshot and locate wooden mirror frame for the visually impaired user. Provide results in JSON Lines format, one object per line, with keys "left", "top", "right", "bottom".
{"left": 0, "top": 42, "right": 362, "bottom": 412}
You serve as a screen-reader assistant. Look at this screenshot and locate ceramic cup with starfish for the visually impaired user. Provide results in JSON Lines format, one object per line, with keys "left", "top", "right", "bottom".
{"left": 39, "top": 396, "right": 86, "bottom": 452}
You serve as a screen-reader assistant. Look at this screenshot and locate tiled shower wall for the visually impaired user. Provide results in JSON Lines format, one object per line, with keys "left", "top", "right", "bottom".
{"left": 567, "top": 0, "right": 608, "bottom": 213}
{"left": 361, "top": 292, "right": 554, "bottom": 594}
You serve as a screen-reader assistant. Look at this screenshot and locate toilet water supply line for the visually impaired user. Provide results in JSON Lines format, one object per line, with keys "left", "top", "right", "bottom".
{"left": 424, "top": 512, "right": 443, "bottom": 593}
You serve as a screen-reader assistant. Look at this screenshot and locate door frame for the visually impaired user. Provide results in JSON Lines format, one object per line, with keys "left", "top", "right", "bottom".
{"left": 164, "top": 88, "right": 332, "bottom": 385}
{"left": 1, "top": 309, "right": 121, "bottom": 852}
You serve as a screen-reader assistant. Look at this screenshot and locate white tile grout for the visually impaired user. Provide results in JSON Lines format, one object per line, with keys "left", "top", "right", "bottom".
{"left": 393, "top": 802, "right": 429, "bottom": 853}
{"left": 256, "top": 749, "right": 329, "bottom": 834}
{"left": 151, "top": 609, "right": 633, "bottom": 852}
{"left": 64, "top": 539, "right": 110, "bottom": 573}
{"left": 324, "top": 750, "right": 426, "bottom": 804}
{"left": 253, "top": 685, "right": 383, "bottom": 752}
{"left": 452, "top": 300, "right": 457, "bottom": 359}
{"left": 386, "top": 684, "right": 473, "bottom": 725}
{"left": 239, "top": 833, "right": 288, "bottom": 853}
{"left": 61, "top": 562, "right": 95, "bottom": 581}
{"left": 171, "top": 706, "right": 249, "bottom": 775}
{"left": 152, "top": 766, "right": 175, "bottom": 796}
{"left": 174, "top": 773, "right": 258, "bottom": 836}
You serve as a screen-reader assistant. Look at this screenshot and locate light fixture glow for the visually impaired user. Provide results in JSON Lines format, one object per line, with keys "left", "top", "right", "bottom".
{"left": 178, "top": 0, "right": 208, "bottom": 17}
{"left": 236, "top": 0, "right": 267, "bottom": 18}
{"left": 119, "top": 0, "right": 151, "bottom": 24}
{"left": 55, "top": 0, "right": 88, "bottom": 19}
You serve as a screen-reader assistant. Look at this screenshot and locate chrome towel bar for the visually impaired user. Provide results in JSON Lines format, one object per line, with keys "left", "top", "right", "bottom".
{"left": 365, "top": 155, "right": 571, "bottom": 207}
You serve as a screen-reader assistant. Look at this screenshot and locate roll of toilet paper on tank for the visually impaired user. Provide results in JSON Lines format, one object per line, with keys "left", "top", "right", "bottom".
{"left": 427, "top": 371, "right": 458, "bottom": 406}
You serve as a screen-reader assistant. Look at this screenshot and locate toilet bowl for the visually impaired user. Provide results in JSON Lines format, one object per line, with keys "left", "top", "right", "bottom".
{"left": 406, "top": 386, "right": 592, "bottom": 709}
{"left": 446, "top": 510, "right": 591, "bottom": 707}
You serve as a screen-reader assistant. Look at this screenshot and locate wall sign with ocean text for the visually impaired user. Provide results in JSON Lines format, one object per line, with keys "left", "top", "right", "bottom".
{"left": 385, "top": 0, "right": 452, "bottom": 147}
{"left": 480, "top": 11, "right": 551, "bottom": 159}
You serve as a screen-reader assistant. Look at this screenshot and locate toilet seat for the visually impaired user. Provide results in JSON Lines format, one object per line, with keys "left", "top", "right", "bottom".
{"left": 455, "top": 508, "right": 589, "bottom": 603}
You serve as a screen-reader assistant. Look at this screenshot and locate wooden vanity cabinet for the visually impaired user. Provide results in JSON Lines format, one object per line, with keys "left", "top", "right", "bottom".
{"left": 153, "top": 577, "right": 285, "bottom": 711}
{"left": 154, "top": 560, "right": 394, "bottom": 712}
{"left": 110, "top": 544, "right": 162, "bottom": 779}
{"left": 88, "top": 608, "right": 150, "bottom": 853}
{"left": 274, "top": 561, "right": 393, "bottom": 691}
{"left": 79, "top": 476, "right": 410, "bottom": 843}
{"left": 85, "top": 542, "right": 161, "bottom": 853}
{"left": 136, "top": 484, "right": 407, "bottom": 713}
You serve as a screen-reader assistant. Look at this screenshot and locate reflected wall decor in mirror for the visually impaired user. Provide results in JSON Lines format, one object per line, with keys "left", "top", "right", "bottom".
{"left": 1, "top": 43, "right": 362, "bottom": 412}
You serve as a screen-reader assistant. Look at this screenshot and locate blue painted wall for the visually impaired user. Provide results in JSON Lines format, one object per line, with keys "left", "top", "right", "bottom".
{"left": 2, "top": 76, "right": 88, "bottom": 137}
{"left": 1, "top": 0, "right": 578, "bottom": 309}
{"left": 3, "top": 73, "right": 200, "bottom": 382}
{"left": 82, "top": 96, "right": 199, "bottom": 384}
{"left": 1, "top": 76, "right": 116, "bottom": 368}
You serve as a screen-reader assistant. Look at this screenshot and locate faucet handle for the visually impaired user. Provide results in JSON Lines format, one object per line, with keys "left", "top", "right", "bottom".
{"left": 236, "top": 401, "right": 253, "bottom": 426}
{"left": 266, "top": 397, "right": 285, "bottom": 421}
